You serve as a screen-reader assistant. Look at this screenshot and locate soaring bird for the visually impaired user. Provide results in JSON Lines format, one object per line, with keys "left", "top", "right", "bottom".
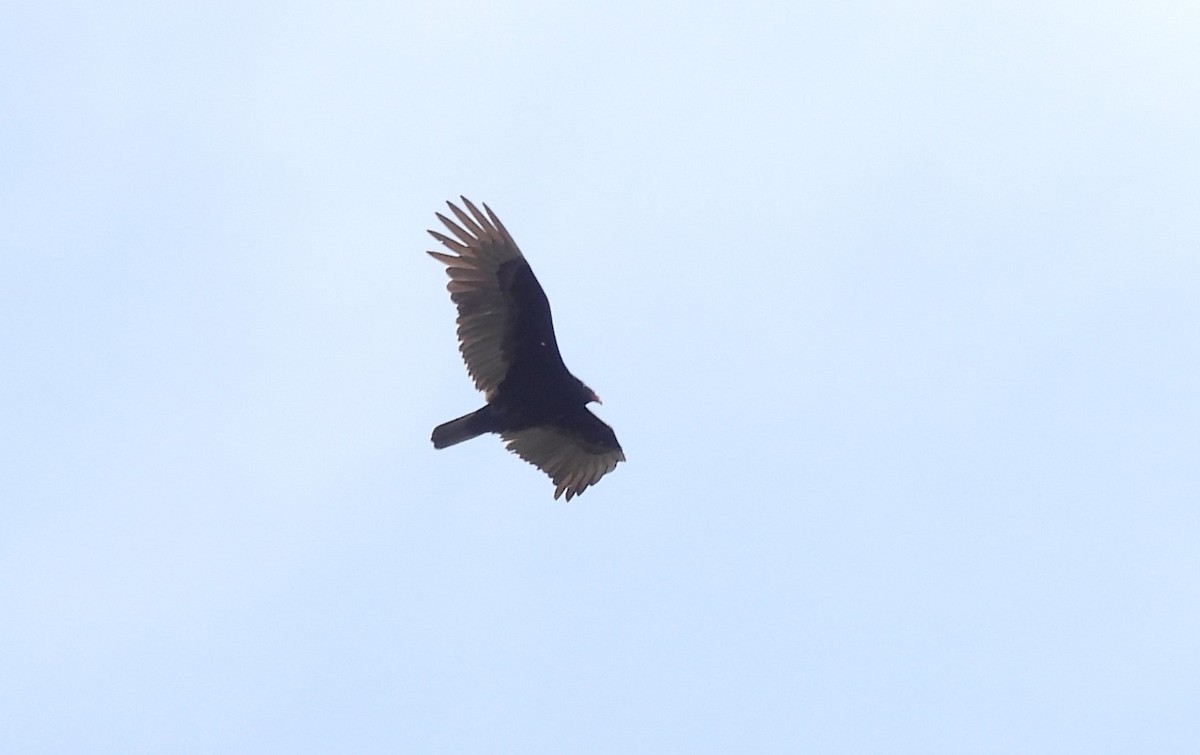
{"left": 427, "top": 198, "right": 624, "bottom": 500}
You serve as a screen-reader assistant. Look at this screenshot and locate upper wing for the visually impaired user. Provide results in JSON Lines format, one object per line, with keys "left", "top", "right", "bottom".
{"left": 501, "top": 409, "right": 625, "bottom": 501}
{"left": 427, "top": 198, "right": 564, "bottom": 398}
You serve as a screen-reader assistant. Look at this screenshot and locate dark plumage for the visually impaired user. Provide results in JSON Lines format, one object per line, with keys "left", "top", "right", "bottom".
{"left": 427, "top": 198, "right": 624, "bottom": 500}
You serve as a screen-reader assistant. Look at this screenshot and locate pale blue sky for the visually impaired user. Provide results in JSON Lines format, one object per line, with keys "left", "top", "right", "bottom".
{"left": 3, "top": 2, "right": 1199, "bottom": 752}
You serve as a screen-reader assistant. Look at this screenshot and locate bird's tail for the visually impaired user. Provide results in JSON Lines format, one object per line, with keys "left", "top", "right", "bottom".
{"left": 431, "top": 407, "right": 493, "bottom": 449}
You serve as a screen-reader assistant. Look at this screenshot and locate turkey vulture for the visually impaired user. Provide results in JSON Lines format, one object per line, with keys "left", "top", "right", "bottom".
{"left": 426, "top": 198, "right": 624, "bottom": 500}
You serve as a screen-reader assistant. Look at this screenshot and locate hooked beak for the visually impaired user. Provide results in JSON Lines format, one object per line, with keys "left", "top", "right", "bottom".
{"left": 590, "top": 390, "right": 603, "bottom": 405}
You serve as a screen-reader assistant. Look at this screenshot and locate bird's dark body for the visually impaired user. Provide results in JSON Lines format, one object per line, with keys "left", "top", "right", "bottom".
{"left": 426, "top": 198, "right": 624, "bottom": 500}
{"left": 433, "top": 257, "right": 592, "bottom": 443}
{"left": 430, "top": 385, "right": 594, "bottom": 450}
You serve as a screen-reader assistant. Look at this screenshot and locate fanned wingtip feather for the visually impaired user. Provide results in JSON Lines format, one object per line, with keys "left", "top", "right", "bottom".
{"left": 459, "top": 197, "right": 493, "bottom": 230}
{"left": 449, "top": 199, "right": 486, "bottom": 238}
{"left": 428, "top": 229, "right": 469, "bottom": 254}
{"left": 436, "top": 211, "right": 476, "bottom": 245}
{"left": 482, "top": 202, "right": 519, "bottom": 249}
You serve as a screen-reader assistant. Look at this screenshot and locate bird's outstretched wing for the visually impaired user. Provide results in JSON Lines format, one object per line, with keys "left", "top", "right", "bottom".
{"left": 427, "top": 197, "right": 563, "bottom": 398}
{"left": 501, "top": 410, "right": 625, "bottom": 501}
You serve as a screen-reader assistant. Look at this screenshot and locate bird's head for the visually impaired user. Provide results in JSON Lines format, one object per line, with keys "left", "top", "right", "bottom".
{"left": 576, "top": 379, "right": 602, "bottom": 405}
